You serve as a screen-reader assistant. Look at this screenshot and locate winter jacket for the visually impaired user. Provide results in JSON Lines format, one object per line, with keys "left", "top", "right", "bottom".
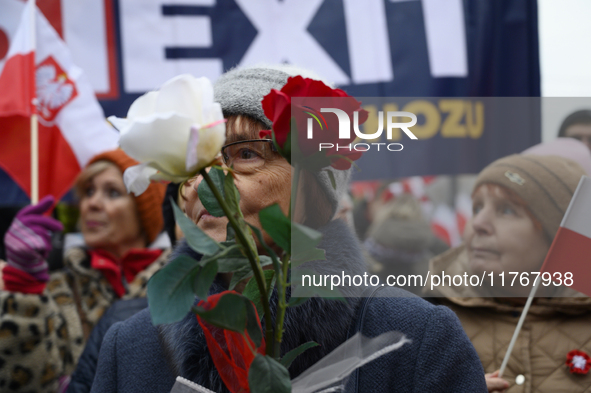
{"left": 67, "top": 298, "right": 149, "bottom": 393}
{"left": 0, "top": 246, "right": 170, "bottom": 393}
{"left": 425, "top": 245, "right": 591, "bottom": 393}
{"left": 90, "top": 220, "right": 487, "bottom": 392}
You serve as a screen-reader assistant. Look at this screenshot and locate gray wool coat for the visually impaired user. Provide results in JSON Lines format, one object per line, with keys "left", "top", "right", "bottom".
{"left": 90, "top": 220, "right": 487, "bottom": 393}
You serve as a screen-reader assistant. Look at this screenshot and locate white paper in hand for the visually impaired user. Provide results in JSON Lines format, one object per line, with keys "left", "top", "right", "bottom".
{"left": 170, "top": 376, "right": 216, "bottom": 393}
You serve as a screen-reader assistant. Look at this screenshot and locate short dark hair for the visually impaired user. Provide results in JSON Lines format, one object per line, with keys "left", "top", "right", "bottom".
{"left": 558, "top": 109, "right": 591, "bottom": 137}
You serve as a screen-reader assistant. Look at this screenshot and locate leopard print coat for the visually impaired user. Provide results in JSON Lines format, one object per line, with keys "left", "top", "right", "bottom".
{"left": 0, "top": 246, "right": 170, "bottom": 393}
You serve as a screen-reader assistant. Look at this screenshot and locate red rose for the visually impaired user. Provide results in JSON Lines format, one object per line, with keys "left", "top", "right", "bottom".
{"left": 262, "top": 76, "right": 368, "bottom": 170}
{"left": 566, "top": 350, "right": 591, "bottom": 375}
{"left": 197, "top": 291, "right": 265, "bottom": 393}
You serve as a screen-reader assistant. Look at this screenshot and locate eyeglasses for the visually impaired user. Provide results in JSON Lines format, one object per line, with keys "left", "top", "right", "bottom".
{"left": 221, "top": 139, "right": 281, "bottom": 173}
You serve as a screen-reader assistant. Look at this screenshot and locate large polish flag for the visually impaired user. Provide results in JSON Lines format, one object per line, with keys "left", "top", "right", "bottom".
{"left": 0, "top": 0, "right": 118, "bottom": 201}
{"left": 540, "top": 176, "right": 591, "bottom": 298}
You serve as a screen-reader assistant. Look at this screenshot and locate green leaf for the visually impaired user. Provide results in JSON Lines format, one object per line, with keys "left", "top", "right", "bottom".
{"left": 197, "top": 167, "right": 226, "bottom": 217}
{"left": 148, "top": 255, "right": 200, "bottom": 325}
{"left": 259, "top": 204, "right": 291, "bottom": 252}
{"left": 193, "top": 292, "right": 247, "bottom": 332}
{"left": 217, "top": 257, "right": 250, "bottom": 273}
{"left": 273, "top": 128, "right": 291, "bottom": 164}
{"left": 249, "top": 354, "right": 291, "bottom": 393}
{"left": 291, "top": 223, "right": 324, "bottom": 269}
{"left": 215, "top": 246, "right": 265, "bottom": 274}
{"left": 193, "top": 260, "right": 218, "bottom": 300}
{"left": 223, "top": 171, "right": 241, "bottom": 216}
{"left": 243, "top": 269, "right": 275, "bottom": 319}
{"left": 247, "top": 224, "right": 282, "bottom": 279}
{"left": 280, "top": 341, "right": 319, "bottom": 369}
{"left": 283, "top": 126, "right": 292, "bottom": 156}
{"left": 291, "top": 247, "right": 326, "bottom": 269}
{"left": 301, "top": 152, "right": 333, "bottom": 172}
{"left": 193, "top": 293, "right": 262, "bottom": 348}
{"left": 225, "top": 222, "right": 236, "bottom": 241}
{"left": 244, "top": 297, "right": 263, "bottom": 348}
{"left": 233, "top": 216, "right": 258, "bottom": 259}
{"left": 227, "top": 268, "right": 258, "bottom": 290}
{"left": 324, "top": 154, "right": 360, "bottom": 172}
{"left": 289, "top": 123, "right": 332, "bottom": 171}
{"left": 171, "top": 198, "right": 220, "bottom": 256}
{"left": 197, "top": 244, "right": 241, "bottom": 268}
{"left": 220, "top": 240, "right": 241, "bottom": 249}
{"left": 325, "top": 169, "right": 337, "bottom": 190}
{"left": 292, "top": 222, "right": 322, "bottom": 252}
{"left": 229, "top": 266, "right": 253, "bottom": 290}
{"left": 228, "top": 256, "right": 274, "bottom": 290}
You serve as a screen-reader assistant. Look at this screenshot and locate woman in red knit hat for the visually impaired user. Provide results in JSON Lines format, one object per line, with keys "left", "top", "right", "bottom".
{"left": 0, "top": 149, "right": 168, "bottom": 393}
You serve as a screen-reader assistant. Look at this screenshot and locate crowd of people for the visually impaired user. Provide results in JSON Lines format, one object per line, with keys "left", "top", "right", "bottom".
{"left": 1, "top": 64, "right": 590, "bottom": 393}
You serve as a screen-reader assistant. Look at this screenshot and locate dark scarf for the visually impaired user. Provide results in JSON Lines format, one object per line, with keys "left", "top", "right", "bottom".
{"left": 158, "top": 219, "right": 366, "bottom": 392}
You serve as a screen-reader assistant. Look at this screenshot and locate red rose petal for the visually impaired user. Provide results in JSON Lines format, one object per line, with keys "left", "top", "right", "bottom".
{"left": 262, "top": 76, "right": 369, "bottom": 167}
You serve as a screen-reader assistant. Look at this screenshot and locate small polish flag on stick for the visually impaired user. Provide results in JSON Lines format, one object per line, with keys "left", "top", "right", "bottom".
{"left": 499, "top": 175, "right": 590, "bottom": 377}
{"left": 539, "top": 175, "right": 591, "bottom": 297}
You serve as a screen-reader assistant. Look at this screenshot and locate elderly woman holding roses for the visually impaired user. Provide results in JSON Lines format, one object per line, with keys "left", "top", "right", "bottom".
{"left": 90, "top": 65, "right": 487, "bottom": 393}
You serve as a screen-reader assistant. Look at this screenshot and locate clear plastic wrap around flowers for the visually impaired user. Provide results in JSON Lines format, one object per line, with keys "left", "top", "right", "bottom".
{"left": 291, "top": 331, "right": 410, "bottom": 393}
{"left": 170, "top": 331, "right": 410, "bottom": 393}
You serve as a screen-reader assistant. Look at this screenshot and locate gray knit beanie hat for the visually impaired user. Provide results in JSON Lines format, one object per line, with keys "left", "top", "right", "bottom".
{"left": 214, "top": 64, "right": 350, "bottom": 218}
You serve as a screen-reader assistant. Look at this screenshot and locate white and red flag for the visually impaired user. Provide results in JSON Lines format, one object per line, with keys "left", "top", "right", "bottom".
{"left": 0, "top": 0, "right": 118, "bottom": 201}
{"left": 540, "top": 176, "right": 591, "bottom": 298}
{"left": 430, "top": 203, "right": 462, "bottom": 247}
{"left": 455, "top": 192, "right": 472, "bottom": 237}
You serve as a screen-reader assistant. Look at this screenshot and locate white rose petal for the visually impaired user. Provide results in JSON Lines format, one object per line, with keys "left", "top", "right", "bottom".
{"left": 107, "top": 116, "right": 129, "bottom": 133}
{"left": 149, "top": 169, "right": 188, "bottom": 184}
{"left": 119, "top": 113, "right": 193, "bottom": 176}
{"left": 115, "top": 74, "right": 225, "bottom": 185}
{"left": 127, "top": 91, "right": 159, "bottom": 121}
{"left": 123, "top": 163, "right": 159, "bottom": 195}
{"left": 204, "top": 102, "right": 223, "bottom": 127}
{"left": 186, "top": 125, "right": 201, "bottom": 171}
{"left": 195, "top": 123, "right": 226, "bottom": 170}
{"left": 155, "top": 75, "right": 214, "bottom": 125}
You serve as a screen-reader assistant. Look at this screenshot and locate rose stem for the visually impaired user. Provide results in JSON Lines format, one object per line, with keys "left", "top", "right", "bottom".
{"left": 273, "top": 163, "right": 300, "bottom": 359}
{"left": 200, "top": 169, "right": 275, "bottom": 356}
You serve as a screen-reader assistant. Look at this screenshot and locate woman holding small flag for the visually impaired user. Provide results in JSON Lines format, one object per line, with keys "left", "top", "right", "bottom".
{"left": 425, "top": 153, "right": 591, "bottom": 392}
{"left": 0, "top": 149, "right": 168, "bottom": 393}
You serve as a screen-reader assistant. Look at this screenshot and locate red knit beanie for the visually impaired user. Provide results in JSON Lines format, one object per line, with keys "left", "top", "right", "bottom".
{"left": 86, "top": 149, "right": 166, "bottom": 244}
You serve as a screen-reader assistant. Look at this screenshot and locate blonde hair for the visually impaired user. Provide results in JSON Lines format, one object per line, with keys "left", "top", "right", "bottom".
{"left": 74, "top": 160, "right": 122, "bottom": 200}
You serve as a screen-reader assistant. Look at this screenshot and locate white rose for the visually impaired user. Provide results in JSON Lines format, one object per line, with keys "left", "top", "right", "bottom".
{"left": 108, "top": 74, "right": 225, "bottom": 195}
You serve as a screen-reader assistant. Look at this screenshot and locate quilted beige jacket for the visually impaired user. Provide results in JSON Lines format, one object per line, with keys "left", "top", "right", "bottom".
{"left": 0, "top": 246, "right": 170, "bottom": 393}
{"left": 425, "top": 246, "right": 591, "bottom": 392}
